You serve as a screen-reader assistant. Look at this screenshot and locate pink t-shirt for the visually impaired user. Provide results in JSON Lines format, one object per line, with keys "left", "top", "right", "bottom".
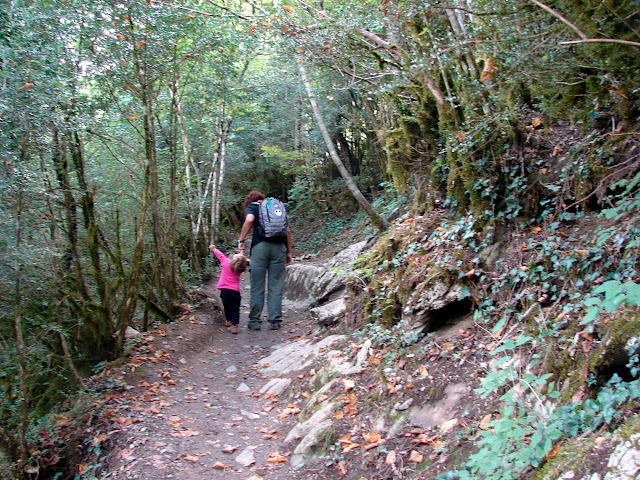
{"left": 214, "top": 249, "right": 241, "bottom": 292}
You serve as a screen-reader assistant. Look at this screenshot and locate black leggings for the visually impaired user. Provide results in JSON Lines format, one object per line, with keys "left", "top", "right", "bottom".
{"left": 220, "top": 289, "right": 241, "bottom": 326}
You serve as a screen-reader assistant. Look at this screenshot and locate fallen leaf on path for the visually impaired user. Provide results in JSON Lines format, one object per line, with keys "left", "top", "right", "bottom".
{"left": 338, "top": 460, "right": 348, "bottom": 476}
{"left": 545, "top": 444, "right": 560, "bottom": 460}
{"left": 334, "top": 411, "right": 344, "bottom": 419}
{"left": 171, "top": 429, "right": 200, "bottom": 437}
{"left": 480, "top": 414, "right": 492, "bottom": 429}
{"left": 363, "top": 431, "right": 382, "bottom": 444}
{"left": 385, "top": 450, "right": 397, "bottom": 465}
{"left": 441, "top": 418, "right": 459, "bottom": 433}
{"left": 212, "top": 461, "right": 228, "bottom": 469}
{"left": 184, "top": 455, "right": 199, "bottom": 463}
{"left": 409, "top": 450, "right": 424, "bottom": 463}
{"left": 267, "top": 451, "right": 288, "bottom": 463}
{"left": 119, "top": 448, "right": 134, "bottom": 459}
{"left": 278, "top": 404, "right": 300, "bottom": 418}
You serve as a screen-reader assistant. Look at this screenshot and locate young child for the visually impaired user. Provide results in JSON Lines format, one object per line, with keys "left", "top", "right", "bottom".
{"left": 209, "top": 244, "right": 248, "bottom": 334}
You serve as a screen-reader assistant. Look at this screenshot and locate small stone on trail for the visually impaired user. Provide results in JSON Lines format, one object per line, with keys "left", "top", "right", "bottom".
{"left": 241, "top": 409, "right": 260, "bottom": 420}
{"left": 226, "top": 365, "right": 238, "bottom": 373}
{"left": 237, "top": 382, "right": 250, "bottom": 392}
{"left": 235, "top": 447, "right": 256, "bottom": 466}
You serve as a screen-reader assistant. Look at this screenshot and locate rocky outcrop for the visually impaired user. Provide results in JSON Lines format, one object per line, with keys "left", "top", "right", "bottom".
{"left": 284, "top": 241, "right": 368, "bottom": 308}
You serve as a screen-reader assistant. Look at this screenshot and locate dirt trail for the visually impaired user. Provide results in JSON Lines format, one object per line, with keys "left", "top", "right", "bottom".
{"left": 104, "top": 273, "right": 316, "bottom": 480}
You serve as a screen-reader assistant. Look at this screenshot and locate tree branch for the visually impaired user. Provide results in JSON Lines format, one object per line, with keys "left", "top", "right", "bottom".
{"left": 560, "top": 38, "right": 640, "bottom": 48}
{"left": 528, "top": 0, "right": 587, "bottom": 40}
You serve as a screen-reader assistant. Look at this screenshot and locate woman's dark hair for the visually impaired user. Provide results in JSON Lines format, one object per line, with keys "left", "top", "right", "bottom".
{"left": 243, "top": 190, "right": 266, "bottom": 211}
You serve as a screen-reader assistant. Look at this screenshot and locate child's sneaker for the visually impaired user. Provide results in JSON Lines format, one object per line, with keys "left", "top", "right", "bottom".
{"left": 228, "top": 325, "right": 238, "bottom": 334}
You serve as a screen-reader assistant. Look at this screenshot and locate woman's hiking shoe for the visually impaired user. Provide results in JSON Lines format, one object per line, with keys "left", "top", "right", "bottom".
{"left": 228, "top": 325, "right": 238, "bottom": 334}
{"left": 269, "top": 322, "right": 281, "bottom": 330}
{"left": 248, "top": 324, "right": 261, "bottom": 330}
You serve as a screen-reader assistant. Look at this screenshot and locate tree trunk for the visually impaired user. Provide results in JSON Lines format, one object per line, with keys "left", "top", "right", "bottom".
{"left": 297, "top": 58, "right": 388, "bottom": 232}
{"left": 210, "top": 117, "right": 232, "bottom": 243}
{"left": 69, "top": 130, "right": 115, "bottom": 357}
{"left": 13, "top": 183, "right": 29, "bottom": 480}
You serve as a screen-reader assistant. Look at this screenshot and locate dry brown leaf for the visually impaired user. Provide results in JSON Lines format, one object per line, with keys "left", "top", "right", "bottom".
{"left": 363, "top": 431, "right": 382, "bottom": 444}
{"left": 480, "top": 414, "right": 492, "bottom": 429}
{"left": 545, "top": 444, "right": 560, "bottom": 460}
{"left": 385, "top": 450, "right": 397, "bottom": 465}
{"left": 369, "top": 355, "right": 381, "bottom": 365}
{"left": 212, "top": 461, "right": 228, "bottom": 469}
{"left": 493, "top": 325, "right": 507, "bottom": 339}
{"left": 334, "top": 411, "right": 344, "bottom": 419}
{"left": 267, "top": 452, "right": 288, "bottom": 463}
{"left": 338, "top": 460, "right": 348, "bottom": 477}
{"left": 480, "top": 58, "right": 498, "bottom": 82}
{"left": 345, "top": 405, "right": 358, "bottom": 416}
{"left": 171, "top": 429, "right": 199, "bottom": 437}
{"left": 222, "top": 445, "right": 237, "bottom": 454}
{"left": 441, "top": 418, "right": 459, "bottom": 433}
{"left": 184, "top": 455, "right": 199, "bottom": 463}
{"left": 119, "top": 448, "right": 134, "bottom": 459}
{"left": 409, "top": 450, "right": 424, "bottom": 463}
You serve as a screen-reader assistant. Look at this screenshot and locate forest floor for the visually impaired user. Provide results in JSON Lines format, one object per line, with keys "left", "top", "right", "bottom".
{"left": 101, "top": 272, "right": 319, "bottom": 480}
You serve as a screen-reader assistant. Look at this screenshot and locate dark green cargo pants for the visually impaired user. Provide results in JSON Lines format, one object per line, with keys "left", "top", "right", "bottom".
{"left": 248, "top": 240, "right": 287, "bottom": 329}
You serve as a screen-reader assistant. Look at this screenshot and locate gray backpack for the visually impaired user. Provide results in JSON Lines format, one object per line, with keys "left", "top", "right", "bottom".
{"left": 258, "top": 197, "right": 288, "bottom": 238}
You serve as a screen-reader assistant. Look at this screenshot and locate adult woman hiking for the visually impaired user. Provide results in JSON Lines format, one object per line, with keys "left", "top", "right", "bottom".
{"left": 237, "top": 191, "right": 292, "bottom": 331}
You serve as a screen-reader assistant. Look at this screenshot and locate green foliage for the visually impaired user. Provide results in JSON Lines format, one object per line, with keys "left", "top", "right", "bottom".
{"left": 443, "top": 376, "right": 640, "bottom": 480}
{"left": 582, "top": 280, "right": 640, "bottom": 325}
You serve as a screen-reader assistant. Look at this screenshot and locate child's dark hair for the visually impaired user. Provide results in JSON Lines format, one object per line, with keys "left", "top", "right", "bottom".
{"left": 229, "top": 253, "right": 248, "bottom": 274}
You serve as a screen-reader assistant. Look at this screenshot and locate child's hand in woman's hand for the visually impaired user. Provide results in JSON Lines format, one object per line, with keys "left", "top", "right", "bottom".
{"left": 208, "top": 244, "right": 216, "bottom": 251}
